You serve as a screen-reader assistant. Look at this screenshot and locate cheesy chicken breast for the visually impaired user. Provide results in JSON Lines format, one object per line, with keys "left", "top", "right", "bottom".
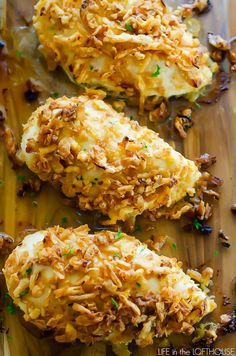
{"left": 3, "top": 225, "right": 216, "bottom": 346}
{"left": 19, "top": 92, "right": 201, "bottom": 225}
{"left": 33, "top": 0, "right": 218, "bottom": 109}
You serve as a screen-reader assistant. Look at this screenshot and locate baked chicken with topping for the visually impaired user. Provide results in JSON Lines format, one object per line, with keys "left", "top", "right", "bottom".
{"left": 18, "top": 92, "right": 201, "bottom": 225}
{"left": 3, "top": 225, "right": 216, "bottom": 346}
{"left": 33, "top": 0, "right": 218, "bottom": 110}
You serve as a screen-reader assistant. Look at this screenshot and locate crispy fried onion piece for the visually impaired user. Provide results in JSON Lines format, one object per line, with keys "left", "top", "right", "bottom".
{"left": 176, "top": 0, "right": 212, "bottom": 18}
{"left": 208, "top": 33, "right": 231, "bottom": 51}
{"left": 0, "top": 232, "right": 14, "bottom": 252}
{"left": 0, "top": 107, "right": 23, "bottom": 167}
{"left": 174, "top": 108, "right": 192, "bottom": 139}
{"left": 208, "top": 33, "right": 236, "bottom": 72}
{"left": 148, "top": 170, "right": 222, "bottom": 222}
{"left": 4, "top": 225, "right": 217, "bottom": 346}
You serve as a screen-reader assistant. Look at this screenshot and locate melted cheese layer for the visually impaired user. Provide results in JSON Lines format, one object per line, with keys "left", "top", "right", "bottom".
{"left": 4, "top": 225, "right": 216, "bottom": 346}
{"left": 19, "top": 92, "right": 201, "bottom": 224}
{"left": 33, "top": 0, "right": 218, "bottom": 109}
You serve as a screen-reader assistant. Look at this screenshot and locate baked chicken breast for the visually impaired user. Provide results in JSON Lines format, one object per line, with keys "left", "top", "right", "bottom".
{"left": 3, "top": 225, "right": 216, "bottom": 346}
{"left": 19, "top": 92, "right": 201, "bottom": 225}
{"left": 33, "top": 0, "right": 217, "bottom": 109}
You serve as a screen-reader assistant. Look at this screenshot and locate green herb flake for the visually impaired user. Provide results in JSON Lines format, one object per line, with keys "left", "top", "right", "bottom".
{"left": 195, "top": 102, "right": 201, "bottom": 110}
{"left": 125, "top": 22, "right": 134, "bottom": 32}
{"left": 0, "top": 180, "right": 4, "bottom": 188}
{"left": 76, "top": 175, "right": 83, "bottom": 181}
{"left": 151, "top": 65, "right": 161, "bottom": 78}
{"left": 115, "top": 228, "right": 124, "bottom": 240}
{"left": 114, "top": 97, "right": 128, "bottom": 102}
{"left": 193, "top": 217, "right": 202, "bottom": 231}
{"left": 22, "top": 267, "right": 32, "bottom": 277}
{"left": 19, "top": 288, "right": 29, "bottom": 298}
{"left": 139, "top": 247, "right": 147, "bottom": 254}
{"left": 214, "top": 250, "right": 219, "bottom": 257}
{"left": 142, "top": 143, "right": 148, "bottom": 150}
{"left": 52, "top": 91, "right": 59, "bottom": 99}
{"left": 32, "top": 200, "right": 38, "bottom": 208}
{"left": 4, "top": 293, "right": 11, "bottom": 300}
{"left": 113, "top": 253, "right": 120, "bottom": 258}
{"left": 6, "top": 300, "right": 16, "bottom": 314}
{"left": 111, "top": 297, "right": 119, "bottom": 310}
{"left": 61, "top": 216, "right": 68, "bottom": 226}
{"left": 130, "top": 115, "right": 134, "bottom": 120}
{"left": 0, "top": 316, "right": 4, "bottom": 322}
{"left": 63, "top": 249, "right": 75, "bottom": 257}
{"left": 30, "top": 191, "right": 37, "bottom": 197}
{"left": 16, "top": 50, "right": 24, "bottom": 58}
{"left": 89, "top": 65, "right": 94, "bottom": 71}
{"left": 172, "top": 243, "right": 177, "bottom": 250}
{"left": 136, "top": 282, "right": 141, "bottom": 287}
{"left": 17, "top": 175, "right": 26, "bottom": 182}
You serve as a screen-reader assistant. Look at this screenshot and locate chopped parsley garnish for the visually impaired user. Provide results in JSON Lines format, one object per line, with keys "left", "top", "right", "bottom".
{"left": 89, "top": 65, "right": 94, "bottom": 71}
{"left": 4, "top": 293, "right": 11, "bottom": 300}
{"left": 16, "top": 50, "right": 24, "bottom": 58}
{"left": 136, "top": 282, "right": 141, "bottom": 287}
{"left": 172, "top": 243, "right": 177, "bottom": 250}
{"left": 17, "top": 175, "right": 26, "bottom": 182}
{"left": 63, "top": 249, "right": 75, "bottom": 257}
{"left": 113, "top": 253, "right": 120, "bottom": 258}
{"left": 32, "top": 200, "right": 38, "bottom": 208}
{"left": 5, "top": 294, "right": 17, "bottom": 314}
{"left": 19, "top": 288, "right": 29, "bottom": 298}
{"left": 142, "top": 143, "right": 148, "bottom": 150}
{"left": 6, "top": 300, "right": 16, "bottom": 314}
{"left": 139, "top": 247, "right": 147, "bottom": 254}
{"left": 151, "top": 65, "right": 161, "bottom": 78}
{"left": 193, "top": 217, "right": 202, "bottom": 231}
{"left": 22, "top": 267, "right": 32, "bottom": 277}
{"left": 76, "top": 175, "right": 83, "bottom": 181}
{"left": 111, "top": 297, "right": 119, "bottom": 310}
{"left": 192, "top": 218, "right": 212, "bottom": 235}
{"left": 214, "top": 250, "right": 219, "bottom": 257}
{"left": 125, "top": 22, "right": 134, "bottom": 32}
{"left": 52, "top": 92, "right": 59, "bottom": 99}
{"left": 61, "top": 216, "right": 68, "bottom": 226}
{"left": 195, "top": 102, "right": 201, "bottom": 109}
{"left": 114, "top": 97, "right": 128, "bottom": 102}
{"left": 130, "top": 115, "right": 134, "bottom": 120}
{"left": 114, "top": 228, "right": 124, "bottom": 240}
{"left": 0, "top": 180, "right": 4, "bottom": 188}
{"left": 30, "top": 191, "right": 37, "bottom": 197}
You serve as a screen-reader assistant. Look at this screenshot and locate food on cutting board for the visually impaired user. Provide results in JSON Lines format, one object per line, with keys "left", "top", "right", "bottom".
{"left": 3, "top": 225, "right": 216, "bottom": 346}
{"left": 19, "top": 92, "right": 202, "bottom": 226}
{"left": 33, "top": 0, "right": 218, "bottom": 109}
